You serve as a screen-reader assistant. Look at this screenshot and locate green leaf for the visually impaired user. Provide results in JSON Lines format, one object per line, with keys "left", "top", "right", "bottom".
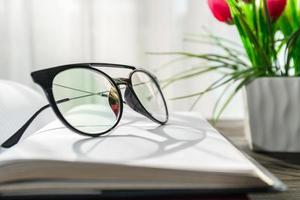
{"left": 284, "top": 28, "right": 300, "bottom": 75}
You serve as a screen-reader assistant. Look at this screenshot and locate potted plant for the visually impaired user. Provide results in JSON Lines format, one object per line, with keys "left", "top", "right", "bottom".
{"left": 160, "top": 0, "right": 300, "bottom": 152}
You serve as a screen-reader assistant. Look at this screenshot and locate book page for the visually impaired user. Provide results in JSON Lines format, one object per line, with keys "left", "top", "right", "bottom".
{"left": 0, "top": 106, "right": 256, "bottom": 173}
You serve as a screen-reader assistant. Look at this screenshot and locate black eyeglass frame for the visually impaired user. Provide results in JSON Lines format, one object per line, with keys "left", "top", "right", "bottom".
{"left": 2, "top": 63, "right": 169, "bottom": 148}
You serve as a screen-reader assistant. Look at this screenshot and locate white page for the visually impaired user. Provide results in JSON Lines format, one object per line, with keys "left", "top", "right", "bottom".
{"left": 0, "top": 106, "right": 257, "bottom": 173}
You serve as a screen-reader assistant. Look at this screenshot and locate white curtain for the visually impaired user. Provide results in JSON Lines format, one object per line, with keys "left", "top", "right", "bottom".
{"left": 0, "top": 0, "right": 244, "bottom": 119}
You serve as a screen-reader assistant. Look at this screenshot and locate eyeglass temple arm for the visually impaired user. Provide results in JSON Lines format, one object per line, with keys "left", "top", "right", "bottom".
{"left": 1, "top": 87, "right": 115, "bottom": 148}
{"left": 1, "top": 99, "right": 69, "bottom": 148}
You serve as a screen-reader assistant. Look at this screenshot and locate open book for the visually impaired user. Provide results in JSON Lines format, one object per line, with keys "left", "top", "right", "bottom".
{"left": 0, "top": 80, "right": 285, "bottom": 197}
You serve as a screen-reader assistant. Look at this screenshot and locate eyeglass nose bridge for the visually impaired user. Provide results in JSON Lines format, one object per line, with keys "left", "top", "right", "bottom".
{"left": 113, "top": 78, "right": 129, "bottom": 85}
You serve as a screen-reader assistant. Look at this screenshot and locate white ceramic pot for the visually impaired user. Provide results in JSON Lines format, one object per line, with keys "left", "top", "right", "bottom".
{"left": 244, "top": 77, "right": 300, "bottom": 152}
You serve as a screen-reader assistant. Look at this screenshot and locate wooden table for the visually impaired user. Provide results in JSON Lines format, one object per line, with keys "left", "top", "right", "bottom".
{"left": 213, "top": 120, "right": 300, "bottom": 200}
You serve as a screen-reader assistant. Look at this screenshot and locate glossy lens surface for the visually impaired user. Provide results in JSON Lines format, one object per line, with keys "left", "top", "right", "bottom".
{"left": 131, "top": 71, "right": 167, "bottom": 123}
{"left": 52, "top": 68, "right": 121, "bottom": 134}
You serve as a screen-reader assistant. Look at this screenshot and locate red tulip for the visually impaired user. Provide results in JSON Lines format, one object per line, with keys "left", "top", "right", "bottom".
{"left": 207, "top": 0, "right": 233, "bottom": 24}
{"left": 267, "top": 0, "right": 287, "bottom": 21}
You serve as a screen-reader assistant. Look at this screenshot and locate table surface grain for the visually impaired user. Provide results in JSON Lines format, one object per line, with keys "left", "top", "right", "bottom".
{"left": 213, "top": 120, "right": 300, "bottom": 200}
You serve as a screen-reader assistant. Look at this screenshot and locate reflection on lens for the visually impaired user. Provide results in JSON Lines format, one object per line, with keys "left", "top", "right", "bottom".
{"left": 131, "top": 71, "right": 167, "bottom": 123}
{"left": 108, "top": 87, "right": 120, "bottom": 117}
{"left": 52, "top": 68, "right": 121, "bottom": 134}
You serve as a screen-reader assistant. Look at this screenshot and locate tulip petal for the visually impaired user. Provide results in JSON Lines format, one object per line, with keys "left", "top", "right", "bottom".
{"left": 207, "top": 0, "right": 233, "bottom": 24}
{"left": 267, "top": 0, "right": 287, "bottom": 21}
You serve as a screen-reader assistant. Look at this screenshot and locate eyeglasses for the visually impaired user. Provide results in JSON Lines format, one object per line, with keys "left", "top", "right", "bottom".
{"left": 2, "top": 63, "right": 168, "bottom": 148}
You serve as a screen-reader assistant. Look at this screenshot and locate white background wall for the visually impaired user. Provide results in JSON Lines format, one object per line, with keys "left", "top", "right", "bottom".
{"left": 0, "top": 0, "right": 244, "bottom": 119}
